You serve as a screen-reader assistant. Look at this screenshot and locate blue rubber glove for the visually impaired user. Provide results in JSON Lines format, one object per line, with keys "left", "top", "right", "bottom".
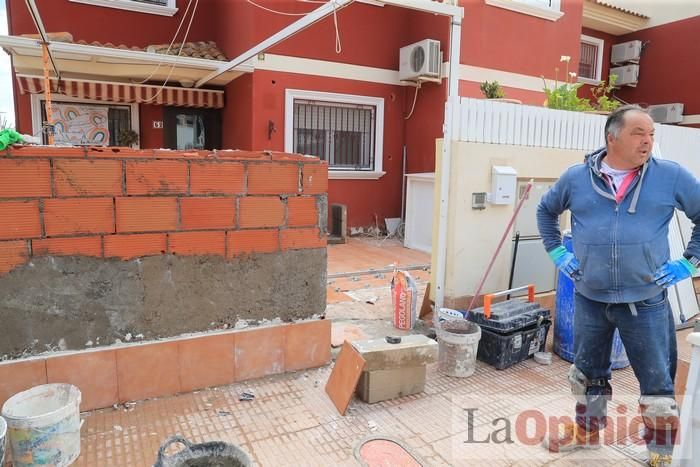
{"left": 653, "top": 258, "right": 697, "bottom": 288}
{"left": 548, "top": 245, "right": 582, "bottom": 281}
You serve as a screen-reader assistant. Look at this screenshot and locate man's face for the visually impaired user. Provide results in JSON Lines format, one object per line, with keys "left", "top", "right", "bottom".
{"left": 607, "top": 111, "right": 655, "bottom": 169}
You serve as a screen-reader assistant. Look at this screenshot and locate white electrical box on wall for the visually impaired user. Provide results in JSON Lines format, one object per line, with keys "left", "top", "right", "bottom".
{"left": 491, "top": 166, "right": 517, "bottom": 205}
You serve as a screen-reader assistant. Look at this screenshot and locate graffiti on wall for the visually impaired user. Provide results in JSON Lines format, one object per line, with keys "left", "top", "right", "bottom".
{"left": 53, "top": 103, "right": 110, "bottom": 146}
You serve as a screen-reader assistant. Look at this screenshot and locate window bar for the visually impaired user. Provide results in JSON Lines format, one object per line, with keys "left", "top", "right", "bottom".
{"left": 297, "top": 103, "right": 309, "bottom": 153}
{"left": 314, "top": 102, "right": 319, "bottom": 159}
{"left": 361, "top": 109, "right": 367, "bottom": 170}
{"left": 352, "top": 109, "right": 363, "bottom": 170}
{"left": 294, "top": 102, "right": 299, "bottom": 153}
{"left": 344, "top": 106, "right": 350, "bottom": 168}
{"left": 370, "top": 109, "right": 376, "bottom": 171}
{"left": 324, "top": 107, "right": 338, "bottom": 167}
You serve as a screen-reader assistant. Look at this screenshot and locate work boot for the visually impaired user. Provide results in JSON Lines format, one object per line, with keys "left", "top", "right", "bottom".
{"left": 647, "top": 451, "right": 672, "bottom": 467}
{"left": 542, "top": 422, "right": 601, "bottom": 452}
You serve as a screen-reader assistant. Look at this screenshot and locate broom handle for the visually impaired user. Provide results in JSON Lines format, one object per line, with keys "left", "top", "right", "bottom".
{"left": 466, "top": 179, "right": 534, "bottom": 313}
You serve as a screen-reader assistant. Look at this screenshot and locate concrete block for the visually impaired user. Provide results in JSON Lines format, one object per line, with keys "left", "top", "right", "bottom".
{"left": 356, "top": 365, "right": 426, "bottom": 404}
{"left": 351, "top": 334, "right": 437, "bottom": 371}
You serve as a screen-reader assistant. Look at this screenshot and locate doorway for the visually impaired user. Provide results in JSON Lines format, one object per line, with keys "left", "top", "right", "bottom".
{"left": 164, "top": 107, "right": 221, "bottom": 150}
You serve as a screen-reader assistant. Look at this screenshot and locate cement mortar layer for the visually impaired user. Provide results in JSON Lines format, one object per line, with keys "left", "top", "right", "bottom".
{"left": 0, "top": 249, "right": 327, "bottom": 359}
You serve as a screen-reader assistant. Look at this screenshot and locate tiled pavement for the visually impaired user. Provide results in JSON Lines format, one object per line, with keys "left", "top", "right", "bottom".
{"left": 62, "top": 352, "right": 655, "bottom": 466}
{"left": 4, "top": 237, "right": 695, "bottom": 466}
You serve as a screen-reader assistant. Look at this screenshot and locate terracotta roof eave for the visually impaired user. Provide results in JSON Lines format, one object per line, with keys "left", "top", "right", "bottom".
{"left": 8, "top": 36, "right": 251, "bottom": 72}
{"left": 593, "top": 0, "right": 649, "bottom": 19}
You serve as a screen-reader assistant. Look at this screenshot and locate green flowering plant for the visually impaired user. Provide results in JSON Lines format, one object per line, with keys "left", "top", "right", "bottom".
{"left": 480, "top": 80, "right": 505, "bottom": 99}
{"left": 542, "top": 55, "right": 593, "bottom": 112}
{"left": 590, "top": 74, "right": 621, "bottom": 112}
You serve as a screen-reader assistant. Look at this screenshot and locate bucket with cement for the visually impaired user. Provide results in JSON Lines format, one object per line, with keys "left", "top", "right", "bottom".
{"left": 1, "top": 383, "right": 81, "bottom": 467}
{"left": 437, "top": 320, "right": 481, "bottom": 377}
{"left": 0, "top": 415, "right": 6, "bottom": 465}
{"left": 155, "top": 435, "right": 252, "bottom": 467}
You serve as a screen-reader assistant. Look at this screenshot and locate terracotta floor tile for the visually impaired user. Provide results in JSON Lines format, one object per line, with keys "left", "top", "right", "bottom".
{"left": 325, "top": 342, "right": 365, "bottom": 416}
{"left": 285, "top": 319, "right": 331, "bottom": 371}
{"left": 326, "top": 286, "right": 352, "bottom": 303}
{"left": 234, "top": 325, "right": 285, "bottom": 381}
{"left": 327, "top": 237, "right": 430, "bottom": 275}
{"left": 0, "top": 358, "right": 47, "bottom": 409}
{"left": 46, "top": 349, "right": 118, "bottom": 411}
{"left": 178, "top": 333, "right": 235, "bottom": 392}
{"left": 116, "top": 342, "right": 181, "bottom": 403}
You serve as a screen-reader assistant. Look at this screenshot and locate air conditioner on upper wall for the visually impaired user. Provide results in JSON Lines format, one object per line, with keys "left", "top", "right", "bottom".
{"left": 610, "top": 64, "right": 639, "bottom": 86}
{"left": 611, "top": 40, "right": 642, "bottom": 65}
{"left": 648, "top": 103, "right": 684, "bottom": 124}
{"left": 399, "top": 39, "right": 441, "bottom": 82}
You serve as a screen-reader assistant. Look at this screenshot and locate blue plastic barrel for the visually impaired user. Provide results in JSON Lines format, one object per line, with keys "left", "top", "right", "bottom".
{"left": 553, "top": 233, "right": 630, "bottom": 370}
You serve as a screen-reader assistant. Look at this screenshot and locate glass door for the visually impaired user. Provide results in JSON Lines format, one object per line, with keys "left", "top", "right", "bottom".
{"left": 164, "top": 107, "right": 221, "bottom": 150}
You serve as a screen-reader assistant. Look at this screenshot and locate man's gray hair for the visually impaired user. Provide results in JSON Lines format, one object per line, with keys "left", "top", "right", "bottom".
{"left": 605, "top": 104, "right": 650, "bottom": 141}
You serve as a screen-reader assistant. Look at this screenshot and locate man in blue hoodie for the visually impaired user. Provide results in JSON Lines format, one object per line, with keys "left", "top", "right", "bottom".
{"left": 537, "top": 104, "right": 700, "bottom": 466}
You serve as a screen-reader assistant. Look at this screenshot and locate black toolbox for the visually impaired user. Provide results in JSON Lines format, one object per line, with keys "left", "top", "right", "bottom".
{"left": 466, "top": 299, "right": 551, "bottom": 370}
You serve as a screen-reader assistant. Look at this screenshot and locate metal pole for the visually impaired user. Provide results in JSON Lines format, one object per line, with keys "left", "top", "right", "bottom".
{"left": 196, "top": 0, "right": 354, "bottom": 88}
{"left": 434, "top": 16, "right": 462, "bottom": 309}
{"left": 467, "top": 180, "right": 534, "bottom": 312}
{"left": 42, "top": 43, "right": 54, "bottom": 145}
{"left": 507, "top": 231, "right": 520, "bottom": 300}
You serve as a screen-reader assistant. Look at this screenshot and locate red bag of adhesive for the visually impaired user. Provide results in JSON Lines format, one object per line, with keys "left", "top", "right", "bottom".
{"left": 391, "top": 270, "right": 417, "bottom": 330}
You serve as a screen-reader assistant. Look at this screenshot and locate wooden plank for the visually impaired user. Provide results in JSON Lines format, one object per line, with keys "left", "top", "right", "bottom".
{"left": 325, "top": 341, "right": 366, "bottom": 416}
{"left": 419, "top": 282, "right": 433, "bottom": 319}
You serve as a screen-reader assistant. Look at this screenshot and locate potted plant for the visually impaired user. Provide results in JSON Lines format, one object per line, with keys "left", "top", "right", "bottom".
{"left": 480, "top": 80, "right": 522, "bottom": 104}
{"left": 542, "top": 55, "right": 593, "bottom": 112}
{"left": 118, "top": 129, "right": 139, "bottom": 148}
{"left": 589, "top": 74, "right": 622, "bottom": 114}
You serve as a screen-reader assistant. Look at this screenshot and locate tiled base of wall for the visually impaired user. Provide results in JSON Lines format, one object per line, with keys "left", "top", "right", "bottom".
{"left": 0, "top": 319, "right": 330, "bottom": 412}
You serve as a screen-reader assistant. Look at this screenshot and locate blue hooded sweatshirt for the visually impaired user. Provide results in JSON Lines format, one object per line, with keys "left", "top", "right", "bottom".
{"left": 537, "top": 147, "right": 700, "bottom": 304}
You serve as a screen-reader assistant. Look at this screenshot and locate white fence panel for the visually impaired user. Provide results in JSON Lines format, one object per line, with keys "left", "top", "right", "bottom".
{"left": 458, "top": 98, "right": 607, "bottom": 151}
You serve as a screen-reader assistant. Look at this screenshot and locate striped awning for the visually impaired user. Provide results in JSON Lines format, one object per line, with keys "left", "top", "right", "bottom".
{"left": 16, "top": 75, "right": 224, "bottom": 109}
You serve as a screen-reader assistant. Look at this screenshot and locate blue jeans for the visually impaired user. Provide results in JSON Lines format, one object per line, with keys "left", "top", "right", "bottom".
{"left": 573, "top": 290, "right": 677, "bottom": 454}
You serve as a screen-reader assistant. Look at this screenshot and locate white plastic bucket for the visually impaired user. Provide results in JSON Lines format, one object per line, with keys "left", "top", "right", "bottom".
{"left": 434, "top": 307, "right": 465, "bottom": 329}
{"left": 0, "top": 415, "right": 6, "bottom": 465}
{"left": 436, "top": 320, "right": 481, "bottom": 378}
{"left": 1, "top": 384, "right": 82, "bottom": 467}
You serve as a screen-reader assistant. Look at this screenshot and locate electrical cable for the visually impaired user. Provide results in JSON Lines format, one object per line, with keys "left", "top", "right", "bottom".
{"left": 248, "top": 0, "right": 343, "bottom": 53}
{"left": 404, "top": 83, "right": 421, "bottom": 120}
{"left": 135, "top": 0, "right": 194, "bottom": 85}
{"left": 142, "top": 0, "right": 199, "bottom": 103}
{"left": 332, "top": 1, "right": 342, "bottom": 53}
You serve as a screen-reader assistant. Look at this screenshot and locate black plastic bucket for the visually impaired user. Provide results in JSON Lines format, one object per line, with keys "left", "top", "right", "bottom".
{"left": 154, "top": 436, "right": 251, "bottom": 467}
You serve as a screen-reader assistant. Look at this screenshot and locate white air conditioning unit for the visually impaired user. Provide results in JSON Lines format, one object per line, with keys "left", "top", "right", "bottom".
{"left": 648, "top": 103, "right": 684, "bottom": 124}
{"left": 610, "top": 64, "right": 639, "bottom": 86}
{"left": 611, "top": 40, "right": 642, "bottom": 65}
{"left": 399, "top": 39, "right": 441, "bottom": 81}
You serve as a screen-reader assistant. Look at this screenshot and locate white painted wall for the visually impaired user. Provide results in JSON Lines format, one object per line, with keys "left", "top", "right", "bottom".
{"left": 432, "top": 141, "right": 583, "bottom": 301}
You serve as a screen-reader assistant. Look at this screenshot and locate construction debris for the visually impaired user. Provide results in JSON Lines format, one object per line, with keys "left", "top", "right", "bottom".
{"left": 239, "top": 390, "right": 255, "bottom": 402}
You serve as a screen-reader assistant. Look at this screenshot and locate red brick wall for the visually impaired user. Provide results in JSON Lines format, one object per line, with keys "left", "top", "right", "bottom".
{"left": 0, "top": 146, "right": 327, "bottom": 275}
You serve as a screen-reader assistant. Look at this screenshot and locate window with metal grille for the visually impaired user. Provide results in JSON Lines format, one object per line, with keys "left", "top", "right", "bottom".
{"left": 293, "top": 99, "right": 376, "bottom": 171}
{"left": 40, "top": 101, "right": 132, "bottom": 146}
{"left": 578, "top": 35, "right": 605, "bottom": 83}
